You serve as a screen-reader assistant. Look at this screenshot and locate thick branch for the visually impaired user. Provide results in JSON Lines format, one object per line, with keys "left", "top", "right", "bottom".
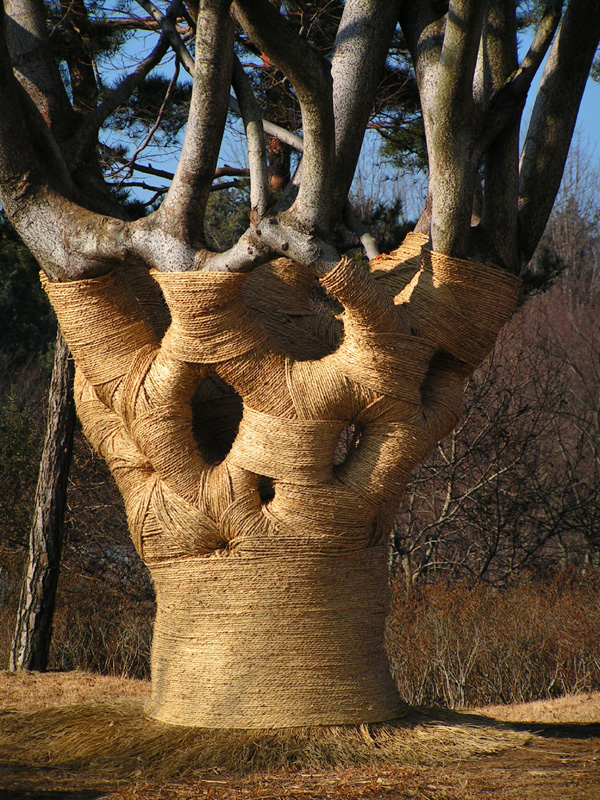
{"left": 479, "top": 0, "right": 519, "bottom": 272}
{"left": 158, "top": 0, "right": 235, "bottom": 249}
{"left": 200, "top": 212, "right": 340, "bottom": 276}
{"left": 438, "top": 0, "right": 487, "bottom": 111}
{"left": 233, "top": 0, "right": 335, "bottom": 233}
{"left": 252, "top": 215, "right": 340, "bottom": 277}
{"left": 407, "top": 0, "right": 486, "bottom": 257}
{"left": 399, "top": 3, "right": 445, "bottom": 242}
{"left": 480, "top": 0, "right": 563, "bottom": 151}
{"left": 330, "top": 0, "right": 402, "bottom": 220}
{"left": 5, "top": 0, "right": 76, "bottom": 141}
{"left": 518, "top": 0, "right": 600, "bottom": 265}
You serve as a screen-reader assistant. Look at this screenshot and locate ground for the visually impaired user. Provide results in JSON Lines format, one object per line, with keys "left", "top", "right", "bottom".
{"left": 0, "top": 671, "right": 598, "bottom": 799}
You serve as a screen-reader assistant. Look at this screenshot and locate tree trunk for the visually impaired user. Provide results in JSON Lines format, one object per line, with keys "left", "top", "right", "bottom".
{"left": 40, "top": 235, "right": 520, "bottom": 726}
{"left": 149, "top": 544, "right": 401, "bottom": 727}
{"left": 9, "top": 329, "right": 75, "bottom": 671}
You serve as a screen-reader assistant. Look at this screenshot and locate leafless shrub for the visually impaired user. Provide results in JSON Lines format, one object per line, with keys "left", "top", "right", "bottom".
{"left": 48, "top": 572, "right": 154, "bottom": 680}
{"left": 387, "top": 570, "right": 600, "bottom": 708}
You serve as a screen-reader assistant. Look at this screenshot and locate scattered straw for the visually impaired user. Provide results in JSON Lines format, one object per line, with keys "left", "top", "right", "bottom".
{"left": 0, "top": 699, "right": 530, "bottom": 784}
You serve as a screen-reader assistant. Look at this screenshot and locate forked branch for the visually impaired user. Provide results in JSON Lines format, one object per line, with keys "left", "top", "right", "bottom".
{"left": 480, "top": 0, "right": 564, "bottom": 152}
{"left": 438, "top": 0, "right": 487, "bottom": 112}
{"left": 233, "top": 0, "right": 335, "bottom": 232}
{"left": 136, "top": 0, "right": 195, "bottom": 72}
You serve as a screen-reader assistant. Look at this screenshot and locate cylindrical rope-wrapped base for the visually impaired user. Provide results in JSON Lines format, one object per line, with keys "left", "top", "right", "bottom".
{"left": 148, "top": 546, "right": 403, "bottom": 728}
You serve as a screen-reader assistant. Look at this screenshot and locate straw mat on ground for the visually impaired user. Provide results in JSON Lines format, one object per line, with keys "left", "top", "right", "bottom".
{"left": 0, "top": 699, "right": 530, "bottom": 783}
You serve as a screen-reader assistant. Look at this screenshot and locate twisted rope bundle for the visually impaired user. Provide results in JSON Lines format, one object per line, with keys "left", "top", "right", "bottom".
{"left": 42, "top": 232, "right": 520, "bottom": 726}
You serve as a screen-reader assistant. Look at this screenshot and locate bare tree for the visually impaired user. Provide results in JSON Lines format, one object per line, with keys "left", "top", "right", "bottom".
{"left": 394, "top": 163, "right": 600, "bottom": 587}
{"left": 9, "top": 330, "right": 75, "bottom": 670}
{"left": 394, "top": 291, "right": 600, "bottom": 585}
{"left": 0, "top": 0, "right": 598, "bottom": 728}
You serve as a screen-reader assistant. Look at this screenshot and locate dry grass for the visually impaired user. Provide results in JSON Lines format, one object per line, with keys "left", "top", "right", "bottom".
{"left": 473, "top": 690, "right": 600, "bottom": 724}
{"left": 0, "top": 667, "right": 150, "bottom": 711}
{"left": 104, "top": 766, "right": 483, "bottom": 800}
{"left": 2, "top": 671, "right": 600, "bottom": 800}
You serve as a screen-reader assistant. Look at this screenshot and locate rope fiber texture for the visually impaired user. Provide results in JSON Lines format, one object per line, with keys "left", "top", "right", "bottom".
{"left": 42, "top": 232, "right": 520, "bottom": 727}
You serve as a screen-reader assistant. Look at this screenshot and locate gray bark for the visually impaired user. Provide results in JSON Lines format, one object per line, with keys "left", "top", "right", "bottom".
{"left": 232, "top": 57, "right": 269, "bottom": 221}
{"left": 330, "top": 0, "right": 402, "bottom": 219}
{"left": 479, "top": 0, "right": 519, "bottom": 272}
{"left": 518, "top": 0, "right": 600, "bottom": 264}
{"left": 9, "top": 330, "right": 75, "bottom": 671}
{"left": 233, "top": 0, "right": 335, "bottom": 232}
{"left": 159, "top": 0, "right": 236, "bottom": 248}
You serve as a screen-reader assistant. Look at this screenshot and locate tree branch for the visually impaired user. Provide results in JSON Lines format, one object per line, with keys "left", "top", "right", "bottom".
{"left": 402, "top": 1, "right": 483, "bottom": 257}
{"left": 330, "top": 0, "right": 402, "bottom": 221}
{"left": 518, "top": 0, "right": 600, "bottom": 265}
{"left": 5, "top": 0, "right": 76, "bottom": 141}
{"left": 438, "top": 0, "right": 487, "bottom": 112}
{"left": 399, "top": 3, "right": 445, "bottom": 243}
{"left": 229, "top": 93, "right": 305, "bottom": 151}
{"left": 479, "top": 0, "right": 520, "bottom": 272}
{"left": 59, "top": 0, "right": 101, "bottom": 117}
{"left": 135, "top": 0, "right": 195, "bottom": 72}
{"left": 232, "top": 56, "right": 269, "bottom": 220}
{"left": 71, "top": 35, "right": 169, "bottom": 171}
{"left": 343, "top": 204, "right": 380, "bottom": 260}
{"left": 156, "top": 0, "right": 235, "bottom": 250}
{"left": 480, "top": 0, "right": 563, "bottom": 151}
{"left": 0, "top": 7, "right": 145, "bottom": 279}
{"left": 233, "top": 0, "right": 335, "bottom": 233}
{"left": 132, "top": 0, "right": 307, "bottom": 158}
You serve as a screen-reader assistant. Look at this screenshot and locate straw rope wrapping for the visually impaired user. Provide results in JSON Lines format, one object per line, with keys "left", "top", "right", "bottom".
{"left": 42, "top": 232, "right": 520, "bottom": 727}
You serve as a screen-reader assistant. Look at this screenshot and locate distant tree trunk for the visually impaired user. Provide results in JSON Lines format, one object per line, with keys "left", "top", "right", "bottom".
{"left": 9, "top": 329, "right": 75, "bottom": 671}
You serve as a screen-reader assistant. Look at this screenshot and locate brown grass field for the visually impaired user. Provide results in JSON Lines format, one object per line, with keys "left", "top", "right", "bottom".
{"left": 0, "top": 671, "right": 599, "bottom": 799}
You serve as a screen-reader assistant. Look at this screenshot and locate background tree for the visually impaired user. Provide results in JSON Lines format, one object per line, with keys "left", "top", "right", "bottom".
{"left": 0, "top": 0, "right": 598, "bottom": 729}
{"left": 9, "top": 329, "right": 75, "bottom": 671}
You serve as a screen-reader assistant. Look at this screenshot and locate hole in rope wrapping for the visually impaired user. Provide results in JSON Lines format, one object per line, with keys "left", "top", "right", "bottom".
{"left": 190, "top": 375, "right": 243, "bottom": 463}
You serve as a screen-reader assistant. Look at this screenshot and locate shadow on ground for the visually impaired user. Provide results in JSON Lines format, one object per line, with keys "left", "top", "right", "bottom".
{"left": 497, "top": 721, "right": 600, "bottom": 739}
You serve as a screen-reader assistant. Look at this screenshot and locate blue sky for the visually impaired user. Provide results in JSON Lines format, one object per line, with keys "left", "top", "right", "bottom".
{"left": 568, "top": 75, "right": 600, "bottom": 149}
